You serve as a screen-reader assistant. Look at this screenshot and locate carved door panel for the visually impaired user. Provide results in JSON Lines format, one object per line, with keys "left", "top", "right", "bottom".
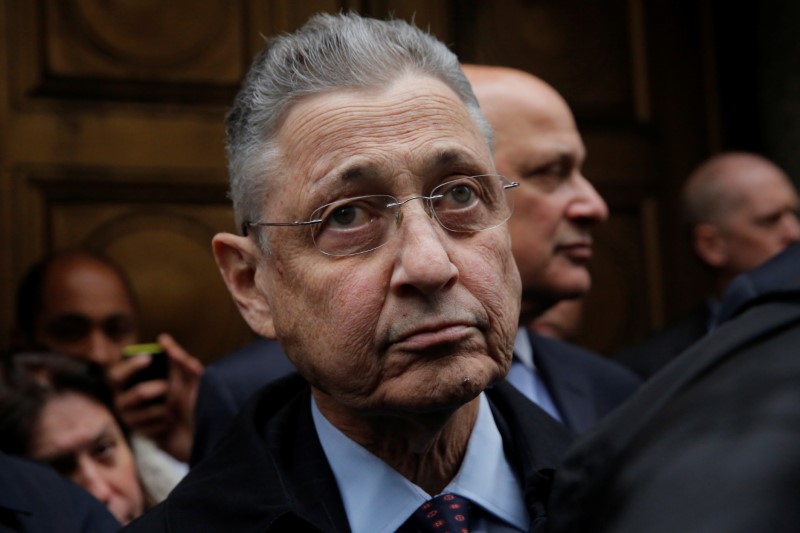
{"left": 0, "top": 0, "right": 346, "bottom": 362}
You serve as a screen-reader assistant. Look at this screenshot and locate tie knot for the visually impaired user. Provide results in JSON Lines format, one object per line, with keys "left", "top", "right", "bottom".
{"left": 410, "top": 493, "right": 472, "bottom": 533}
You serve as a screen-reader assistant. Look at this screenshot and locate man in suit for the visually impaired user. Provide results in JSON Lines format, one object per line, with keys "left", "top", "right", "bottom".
{"left": 463, "top": 65, "right": 640, "bottom": 432}
{"left": 190, "top": 64, "right": 641, "bottom": 466}
{"left": 615, "top": 152, "right": 800, "bottom": 378}
{"left": 126, "top": 13, "right": 573, "bottom": 531}
{"left": 189, "top": 337, "right": 292, "bottom": 464}
{"left": 189, "top": 64, "right": 641, "bottom": 465}
{"left": 548, "top": 242, "right": 800, "bottom": 533}
{"left": 0, "top": 451, "right": 121, "bottom": 532}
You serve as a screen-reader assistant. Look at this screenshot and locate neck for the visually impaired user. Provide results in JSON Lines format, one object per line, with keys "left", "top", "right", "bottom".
{"left": 313, "top": 391, "right": 481, "bottom": 495}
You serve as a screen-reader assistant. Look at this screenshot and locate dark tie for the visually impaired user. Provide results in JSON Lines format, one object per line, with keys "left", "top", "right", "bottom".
{"left": 407, "top": 493, "right": 472, "bottom": 533}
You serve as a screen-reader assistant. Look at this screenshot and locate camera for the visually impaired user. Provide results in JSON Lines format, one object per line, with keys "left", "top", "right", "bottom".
{"left": 122, "top": 343, "right": 169, "bottom": 389}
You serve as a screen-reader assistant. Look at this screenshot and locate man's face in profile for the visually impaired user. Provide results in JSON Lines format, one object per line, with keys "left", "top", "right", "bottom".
{"left": 34, "top": 257, "right": 138, "bottom": 367}
{"left": 249, "top": 75, "right": 521, "bottom": 417}
{"left": 464, "top": 68, "right": 608, "bottom": 321}
{"left": 715, "top": 168, "right": 800, "bottom": 276}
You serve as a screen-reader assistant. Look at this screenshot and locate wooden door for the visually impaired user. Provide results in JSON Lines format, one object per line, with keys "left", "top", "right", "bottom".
{"left": 0, "top": 0, "right": 716, "bottom": 361}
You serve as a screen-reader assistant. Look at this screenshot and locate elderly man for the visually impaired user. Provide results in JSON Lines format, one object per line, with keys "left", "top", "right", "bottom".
{"left": 616, "top": 152, "right": 800, "bottom": 378}
{"left": 190, "top": 65, "right": 640, "bottom": 464}
{"left": 126, "top": 13, "right": 573, "bottom": 532}
{"left": 463, "top": 65, "right": 640, "bottom": 432}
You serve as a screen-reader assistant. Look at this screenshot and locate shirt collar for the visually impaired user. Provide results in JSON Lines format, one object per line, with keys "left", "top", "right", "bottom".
{"left": 312, "top": 393, "right": 529, "bottom": 533}
{"left": 513, "top": 328, "right": 534, "bottom": 369}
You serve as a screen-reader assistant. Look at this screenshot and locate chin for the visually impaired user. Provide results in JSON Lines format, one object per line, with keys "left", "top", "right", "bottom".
{"left": 552, "top": 275, "right": 592, "bottom": 299}
{"left": 390, "top": 364, "right": 495, "bottom": 413}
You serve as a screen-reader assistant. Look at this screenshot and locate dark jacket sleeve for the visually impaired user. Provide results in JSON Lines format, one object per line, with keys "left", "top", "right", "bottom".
{"left": 0, "top": 453, "right": 121, "bottom": 533}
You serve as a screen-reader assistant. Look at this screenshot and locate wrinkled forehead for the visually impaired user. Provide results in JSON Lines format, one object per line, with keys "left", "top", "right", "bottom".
{"left": 270, "top": 75, "right": 494, "bottom": 207}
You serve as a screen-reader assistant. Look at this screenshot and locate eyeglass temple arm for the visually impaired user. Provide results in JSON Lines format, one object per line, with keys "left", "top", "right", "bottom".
{"left": 242, "top": 219, "right": 322, "bottom": 236}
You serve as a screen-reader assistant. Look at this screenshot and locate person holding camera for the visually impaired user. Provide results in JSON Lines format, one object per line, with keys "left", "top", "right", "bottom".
{"left": 12, "top": 249, "right": 203, "bottom": 500}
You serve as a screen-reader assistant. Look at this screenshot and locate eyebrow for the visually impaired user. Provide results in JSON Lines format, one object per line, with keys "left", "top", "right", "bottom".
{"left": 34, "top": 422, "right": 116, "bottom": 461}
{"left": 324, "top": 148, "right": 486, "bottom": 186}
{"left": 426, "top": 149, "right": 483, "bottom": 174}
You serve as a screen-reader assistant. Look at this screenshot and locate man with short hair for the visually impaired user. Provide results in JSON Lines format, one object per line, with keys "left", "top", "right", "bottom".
{"left": 191, "top": 63, "right": 640, "bottom": 466}
{"left": 616, "top": 152, "right": 800, "bottom": 378}
{"left": 15, "top": 250, "right": 139, "bottom": 367}
{"left": 126, "top": 13, "right": 573, "bottom": 532}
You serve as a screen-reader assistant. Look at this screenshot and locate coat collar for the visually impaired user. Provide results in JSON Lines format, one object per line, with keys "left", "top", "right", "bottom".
{"left": 167, "top": 374, "right": 573, "bottom": 532}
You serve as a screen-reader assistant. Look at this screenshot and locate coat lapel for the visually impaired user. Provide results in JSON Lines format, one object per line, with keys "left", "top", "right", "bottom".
{"left": 528, "top": 331, "right": 594, "bottom": 431}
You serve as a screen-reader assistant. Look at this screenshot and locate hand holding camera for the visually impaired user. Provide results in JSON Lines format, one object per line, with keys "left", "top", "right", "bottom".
{"left": 108, "top": 333, "right": 204, "bottom": 463}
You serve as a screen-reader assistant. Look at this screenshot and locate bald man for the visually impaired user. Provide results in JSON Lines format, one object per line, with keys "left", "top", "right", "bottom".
{"left": 462, "top": 65, "right": 640, "bottom": 432}
{"left": 616, "top": 152, "right": 800, "bottom": 378}
{"left": 15, "top": 250, "right": 139, "bottom": 366}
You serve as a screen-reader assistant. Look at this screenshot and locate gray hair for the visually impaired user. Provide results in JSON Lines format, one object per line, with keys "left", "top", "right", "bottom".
{"left": 225, "top": 12, "right": 492, "bottom": 248}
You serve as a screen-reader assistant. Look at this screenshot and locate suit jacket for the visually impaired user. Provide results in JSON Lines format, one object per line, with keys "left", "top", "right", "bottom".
{"left": 0, "top": 453, "right": 121, "bottom": 533}
{"left": 529, "top": 331, "right": 641, "bottom": 433}
{"left": 612, "top": 304, "right": 710, "bottom": 378}
{"left": 190, "top": 338, "right": 294, "bottom": 466}
{"left": 127, "top": 374, "right": 575, "bottom": 532}
{"left": 548, "top": 243, "right": 800, "bottom": 533}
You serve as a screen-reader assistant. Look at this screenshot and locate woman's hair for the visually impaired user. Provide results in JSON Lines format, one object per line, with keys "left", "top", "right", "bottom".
{"left": 0, "top": 352, "right": 125, "bottom": 455}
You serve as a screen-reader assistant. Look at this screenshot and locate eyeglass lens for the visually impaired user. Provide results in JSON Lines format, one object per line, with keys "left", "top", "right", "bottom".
{"left": 310, "top": 175, "right": 514, "bottom": 256}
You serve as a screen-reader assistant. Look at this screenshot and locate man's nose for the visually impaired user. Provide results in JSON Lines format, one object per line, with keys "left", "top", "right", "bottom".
{"left": 390, "top": 203, "right": 459, "bottom": 296}
{"left": 86, "top": 328, "right": 122, "bottom": 368}
{"left": 782, "top": 211, "right": 800, "bottom": 243}
{"left": 566, "top": 175, "right": 609, "bottom": 225}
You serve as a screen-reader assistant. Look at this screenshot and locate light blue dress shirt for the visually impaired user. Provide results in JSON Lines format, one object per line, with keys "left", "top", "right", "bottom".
{"left": 505, "top": 329, "right": 563, "bottom": 422}
{"left": 311, "top": 393, "right": 529, "bottom": 533}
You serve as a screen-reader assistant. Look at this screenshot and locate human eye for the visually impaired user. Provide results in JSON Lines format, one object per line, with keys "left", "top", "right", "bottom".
{"left": 328, "top": 204, "right": 361, "bottom": 228}
{"left": 93, "top": 436, "right": 118, "bottom": 464}
{"left": 758, "top": 213, "right": 783, "bottom": 228}
{"left": 44, "top": 315, "right": 91, "bottom": 343}
{"left": 311, "top": 196, "right": 390, "bottom": 255}
{"left": 523, "top": 155, "right": 576, "bottom": 189}
{"left": 436, "top": 178, "right": 482, "bottom": 210}
{"left": 433, "top": 176, "right": 505, "bottom": 232}
{"left": 47, "top": 454, "right": 78, "bottom": 476}
{"left": 318, "top": 197, "right": 383, "bottom": 229}
{"left": 104, "top": 315, "right": 135, "bottom": 342}
{"left": 448, "top": 183, "right": 477, "bottom": 205}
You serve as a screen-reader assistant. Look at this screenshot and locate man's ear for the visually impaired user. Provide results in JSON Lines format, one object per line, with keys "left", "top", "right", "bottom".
{"left": 212, "top": 233, "right": 276, "bottom": 339}
{"left": 693, "top": 223, "right": 728, "bottom": 268}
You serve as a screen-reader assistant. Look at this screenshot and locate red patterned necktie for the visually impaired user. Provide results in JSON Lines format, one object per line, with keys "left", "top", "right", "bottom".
{"left": 408, "top": 493, "right": 472, "bottom": 533}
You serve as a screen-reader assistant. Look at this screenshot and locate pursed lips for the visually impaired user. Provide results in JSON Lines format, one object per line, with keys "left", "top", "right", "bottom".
{"left": 556, "top": 240, "right": 593, "bottom": 261}
{"left": 388, "top": 320, "right": 479, "bottom": 351}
